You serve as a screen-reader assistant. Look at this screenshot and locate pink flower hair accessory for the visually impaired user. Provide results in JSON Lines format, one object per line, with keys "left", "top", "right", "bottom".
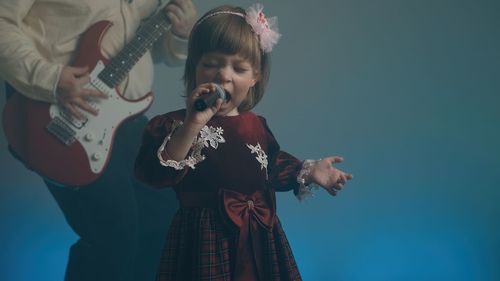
{"left": 194, "top": 3, "right": 281, "bottom": 53}
{"left": 245, "top": 3, "right": 281, "bottom": 53}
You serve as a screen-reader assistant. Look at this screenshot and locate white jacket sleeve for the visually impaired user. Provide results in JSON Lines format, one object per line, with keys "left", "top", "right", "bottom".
{"left": 0, "top": 0, "right": 62, "bottom": 103}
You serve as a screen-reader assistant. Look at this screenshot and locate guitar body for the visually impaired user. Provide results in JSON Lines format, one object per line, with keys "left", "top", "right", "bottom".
{"left": 2, "top": 21, "right": 154, "bottom": 186}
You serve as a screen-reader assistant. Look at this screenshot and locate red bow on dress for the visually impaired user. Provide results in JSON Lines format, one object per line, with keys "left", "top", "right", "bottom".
{"left": 221, "top": 189, "right": 275, "bottom": 281}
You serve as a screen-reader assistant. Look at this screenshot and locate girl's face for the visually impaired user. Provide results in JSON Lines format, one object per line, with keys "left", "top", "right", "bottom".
{"left": 195, "top": 52, "right": 258, "bottom": 116}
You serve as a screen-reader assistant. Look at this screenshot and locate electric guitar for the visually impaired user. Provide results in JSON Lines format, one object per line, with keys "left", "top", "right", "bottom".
{"left": 2, "top": 12, "right": 171, "bottom": 186}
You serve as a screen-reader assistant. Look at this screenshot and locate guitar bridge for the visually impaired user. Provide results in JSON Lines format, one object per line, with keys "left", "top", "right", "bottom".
{"left": 47, "top": 117, "right": 77, "bottom": 146}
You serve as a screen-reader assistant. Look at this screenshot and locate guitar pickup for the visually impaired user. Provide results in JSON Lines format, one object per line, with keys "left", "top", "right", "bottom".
{"left": 47, "top": 117, "right": 77, "bottom": 146}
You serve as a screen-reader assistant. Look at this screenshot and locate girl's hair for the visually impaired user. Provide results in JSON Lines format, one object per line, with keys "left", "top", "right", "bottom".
{"left": 183, "top": 5, "right": 271, "bottom": 112}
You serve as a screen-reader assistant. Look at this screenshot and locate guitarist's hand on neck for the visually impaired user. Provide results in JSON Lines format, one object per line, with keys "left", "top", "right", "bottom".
{"left": 164, "top": 0, "right": 197, "bottom": 39}
{"left": 56, "top": 65, "right": 108, "bottom": 120}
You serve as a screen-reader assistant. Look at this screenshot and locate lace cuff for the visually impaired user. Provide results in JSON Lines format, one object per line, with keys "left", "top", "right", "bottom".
{"left": 296, "top": 159, "right": 319, "bottom": 201}
{"left": 156, "top": 120, "right": 205, "bottom": 170}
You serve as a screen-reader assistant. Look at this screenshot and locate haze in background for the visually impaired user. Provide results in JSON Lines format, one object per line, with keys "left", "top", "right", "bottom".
{"left": 1, "top": 1, "right": 499, "bottom": 280}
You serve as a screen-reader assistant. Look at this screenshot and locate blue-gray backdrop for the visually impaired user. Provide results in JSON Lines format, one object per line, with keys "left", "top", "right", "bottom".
{"left": 1, "top": 0, "right": 499, "bottom": 280}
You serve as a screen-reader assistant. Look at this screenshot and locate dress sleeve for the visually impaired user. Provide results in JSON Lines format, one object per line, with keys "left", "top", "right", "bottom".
{"left": 259, "top": 116, "right": 303, "bottom": 194}
{"left": 134, "top": 114, "right": 189, "bottom": 187}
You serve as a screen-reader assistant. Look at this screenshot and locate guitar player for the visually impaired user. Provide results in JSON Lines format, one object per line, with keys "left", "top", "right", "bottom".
{"left": 0, "top": 1, "right": 196, "bottom": 281}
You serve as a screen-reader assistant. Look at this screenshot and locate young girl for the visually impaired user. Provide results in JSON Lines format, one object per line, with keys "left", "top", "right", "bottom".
{"left": 135, "top": 4, "right": 353, "bottom": 281}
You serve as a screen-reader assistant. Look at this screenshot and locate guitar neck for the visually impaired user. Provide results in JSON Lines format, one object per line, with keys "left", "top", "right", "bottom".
{"left": 98, "top": 12, "right": 171, "bottom": 88}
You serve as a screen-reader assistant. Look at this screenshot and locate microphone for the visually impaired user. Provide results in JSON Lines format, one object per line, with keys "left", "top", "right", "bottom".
{"left": 194, "top": 84, "right": 228, "bottom": 111}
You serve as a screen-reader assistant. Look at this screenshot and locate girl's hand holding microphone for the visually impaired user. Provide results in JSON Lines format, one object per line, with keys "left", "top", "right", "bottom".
{"left": 184, "top": 83, "right": 225, "bottom": 127}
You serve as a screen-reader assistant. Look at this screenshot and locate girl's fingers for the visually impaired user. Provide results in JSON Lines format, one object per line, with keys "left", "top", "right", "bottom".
{"left": 333, "top": 181, "right": 344, "bottom": 190}
{"left": 207, "top": 98, "right": 223, "bottom": 114}
{"left": 189, "top": 86, "right": 211, "bottom": 101}
{"left": 339, "top": 174, "right": 347, "bottom": 184}
{"left": 338, "top": 172, "right": 353, "bottom": 182}
{"left": 188, "top": 83, "right": 219, "bottom": 105}
{"left": 323, "top": 156, "right": 344, "bottom": 165}
{"left": 325, "top": 187, "right": 337, "bottom": 197}
{"left": 214, "top": 98, "right": 223, "bottom": 108}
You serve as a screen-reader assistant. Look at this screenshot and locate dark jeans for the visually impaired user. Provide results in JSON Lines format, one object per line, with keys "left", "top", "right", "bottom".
{"left": 44, "top": 115, "right": 177, "bottom": 281}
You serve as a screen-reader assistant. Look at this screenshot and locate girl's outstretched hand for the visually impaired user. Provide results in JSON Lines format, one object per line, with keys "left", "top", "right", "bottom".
{"left": 309, "top": 156, "right": 353, "bottom": 196}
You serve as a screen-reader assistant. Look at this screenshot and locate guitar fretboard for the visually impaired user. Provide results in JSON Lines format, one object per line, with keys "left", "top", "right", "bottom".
{"left": 98, "top": 12, "right": 170, "bottom": 88}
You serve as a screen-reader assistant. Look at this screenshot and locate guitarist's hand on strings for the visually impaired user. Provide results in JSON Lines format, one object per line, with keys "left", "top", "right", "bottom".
{"left": 56, "top": 65, "right": 108, "bottom": 119}
{"left": 164, "top": 0, "right": 197, "bottom": 39}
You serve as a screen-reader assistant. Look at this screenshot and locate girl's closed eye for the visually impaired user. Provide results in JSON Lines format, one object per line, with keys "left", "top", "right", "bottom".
{"left": 234, "top": 66, "right": 250, "bottom": 73}
{"left": 233, "top": 61, "right": 253, "bottom": 73}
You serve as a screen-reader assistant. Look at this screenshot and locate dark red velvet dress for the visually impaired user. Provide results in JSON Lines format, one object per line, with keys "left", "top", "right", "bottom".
{"left": 135, "top": 109, "right": 303, "bottom": 281}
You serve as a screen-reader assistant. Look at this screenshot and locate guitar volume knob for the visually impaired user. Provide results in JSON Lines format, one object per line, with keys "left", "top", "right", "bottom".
{"left": 91, "top": 152, "right": 102, "bottom": 161}
{"left": 84, "top": 133, "right": 95, "bottom": 142}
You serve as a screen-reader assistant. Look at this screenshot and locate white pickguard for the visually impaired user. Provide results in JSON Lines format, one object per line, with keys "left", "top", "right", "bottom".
{"left": 49, "top": 60, "right": 153, "bottom": 174}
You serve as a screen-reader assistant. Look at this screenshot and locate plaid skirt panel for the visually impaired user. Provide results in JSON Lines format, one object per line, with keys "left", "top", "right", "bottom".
{"left": 156, "top": 208, "right": 302, "bottom": 281}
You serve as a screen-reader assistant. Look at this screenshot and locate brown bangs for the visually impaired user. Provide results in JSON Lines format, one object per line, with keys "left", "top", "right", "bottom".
{"left": 187, "top": 7, "right": 262, "bottom": 75}
{"left": 194, "top": 14, "right": 260, "bottom": 64}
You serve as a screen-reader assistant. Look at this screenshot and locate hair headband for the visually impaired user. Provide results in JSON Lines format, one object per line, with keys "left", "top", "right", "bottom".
{"left": 195, "top": 3, "right": 281, "bottom": 53}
